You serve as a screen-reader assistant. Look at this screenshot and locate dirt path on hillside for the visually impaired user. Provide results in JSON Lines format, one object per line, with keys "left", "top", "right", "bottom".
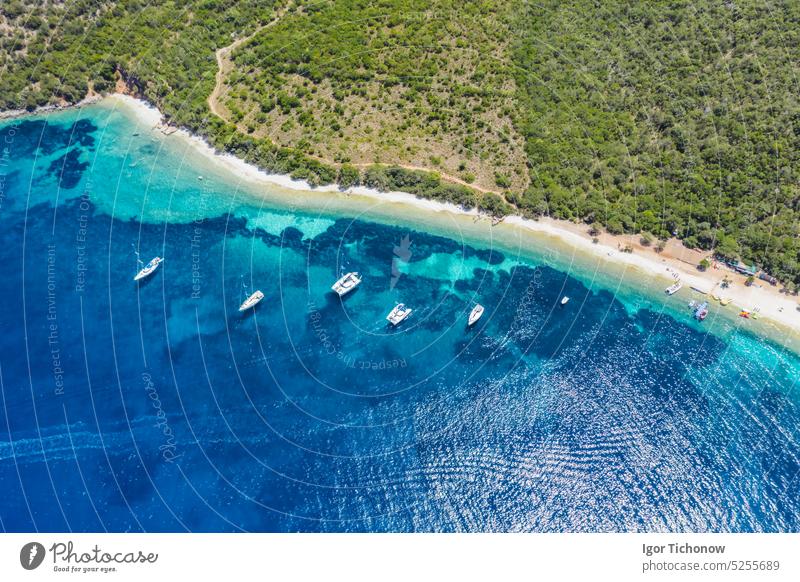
{"left": 207, "top": 2, "right": 505, "bottom": 197}
{"left": 207, "top": 4, "right": 292, "bottom": 119}
{"left": 301, "top": 154, "right": 502, "bottom": 195}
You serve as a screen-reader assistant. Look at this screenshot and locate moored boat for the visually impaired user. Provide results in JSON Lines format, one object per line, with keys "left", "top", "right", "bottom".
{"left": 386, "top": 303, "right": 412, "bottom": 326}
{"left": 694, "top": 301, "right": 709, "bottom": 321}
{"left": 468, "top": 304, "right": 484, "bottom": 326}
{"left": 134, "top": 257, "right": 163, "bottom": 281}
{"left": 665, "top": 281, "right": 683, "bottom": 295}
{"left": 238, "top": 290, "right": 264, "bottom": 312}
{"left": 331, "top": 272, "right": 362, "bottom": 297}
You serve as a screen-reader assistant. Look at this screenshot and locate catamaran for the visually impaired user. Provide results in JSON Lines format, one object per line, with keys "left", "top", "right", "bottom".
{"left": 134, "top": 257, "right": 163, "bottom": 281}
{"left": 386, "top": 303, "right": 412, "bottom": 326}
{"left": 238, "top": 290, "right": 264, "bottom": 312}
{"left": 665, "top": 281, "right": 683, "bottom": 295}
{"left": 468, "top": 304, "right": 484, "bottom": 326}
{"left": 331, "top": 272, "right": 362, "bottom": 297}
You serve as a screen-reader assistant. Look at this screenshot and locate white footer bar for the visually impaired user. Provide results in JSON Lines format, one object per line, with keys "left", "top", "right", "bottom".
{"left": 1, "top": 533, "right": 797, "bottom": 581}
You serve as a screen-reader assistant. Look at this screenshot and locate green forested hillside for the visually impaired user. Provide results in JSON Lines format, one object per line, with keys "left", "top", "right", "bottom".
{"left": 1, "top": 0, "right": 798, "bottom": 287}
{"left": 0, "top": 0, "right": 281, "bottom": 119}
{"left": 511, "top": 0, "right": 800, "bottom": 286}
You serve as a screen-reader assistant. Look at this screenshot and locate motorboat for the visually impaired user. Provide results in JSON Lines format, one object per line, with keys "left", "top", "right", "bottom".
{"left": 386, "top": 303, "right": 412, "bottom": 326}
{"left": 238, "top": 290, "right": 264, "bottom": 312}
{"left": 134, "top": 257, "right": 163, "bottom": 281}
{"left": 693, "top": 301, "right": 709, "bottom": 321}
{"left": 331, "top": 272, "right": 362, "bottom": 297}
{"left": 468, "top": 304, "right": 484, "bottom": 326}
{"left": 665, "top": 281, "right": 682, "bottom": 295}
{"left": 560, "top": 296, "right": 570, "bottom": 305}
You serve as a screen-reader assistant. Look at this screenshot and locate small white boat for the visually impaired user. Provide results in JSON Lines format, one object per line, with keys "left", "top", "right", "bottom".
{"left": 386, "top": 303, "right": 412, "bottom": 326}
{"left": 665, "top": 281, "right": 683, "bottom": 295}
{"left": 468, "top": 304, "right": 484, "bottom": 326}
{"left": 238, "top": 290, "right": 264, "bottom": 312}
{"left": 561, "top": 296, "right": 570, "bottom": 305}
{"left": 134, "top": 257, "right": 163, "bottom": 281}
{"left": 331, "top": 272, "right": 362, "bottom": 297}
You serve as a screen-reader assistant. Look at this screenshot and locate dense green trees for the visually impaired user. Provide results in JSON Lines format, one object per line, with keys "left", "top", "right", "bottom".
{"left": 337, "top": 164, "right": 360, "bottom": 189}
{"left": 511, "top": 0, "right": 800, "bottom": 285}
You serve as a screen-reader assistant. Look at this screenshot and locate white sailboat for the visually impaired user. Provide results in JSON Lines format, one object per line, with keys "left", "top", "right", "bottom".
{"left": 331, "top": 272, "right": 362, "bottom": 297}
{"left": 134, "top": 257, "right": 163, "bottom": 281}
{"left": 238, "top": 290, "right": 264, "bottom": 312}
{"left": 386, "top": 303, "right": 412, "bottom": 326}
{"left": 468, "top": 304, "right": 484, "bottom": 326}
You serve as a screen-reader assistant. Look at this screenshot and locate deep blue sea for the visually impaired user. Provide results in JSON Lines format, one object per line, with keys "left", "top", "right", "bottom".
{"left": 0, "top": 100, "right": 798, "bottom": 532}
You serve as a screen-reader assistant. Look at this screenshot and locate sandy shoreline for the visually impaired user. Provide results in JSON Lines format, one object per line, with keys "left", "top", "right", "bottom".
{"left": 22, "top": 94, "right": 800, "bottom": 345}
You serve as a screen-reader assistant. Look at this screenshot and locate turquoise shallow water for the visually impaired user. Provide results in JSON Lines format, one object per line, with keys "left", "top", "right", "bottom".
{"left": 0, "top": 100, "right": 798, "bottom": 532}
